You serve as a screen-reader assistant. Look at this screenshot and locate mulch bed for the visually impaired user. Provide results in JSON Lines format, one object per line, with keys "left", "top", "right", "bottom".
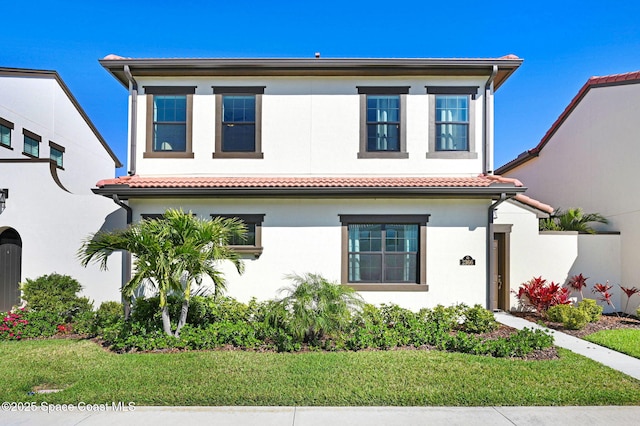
{"left": 511, "top": 311, "right": 640, "bottom": 338}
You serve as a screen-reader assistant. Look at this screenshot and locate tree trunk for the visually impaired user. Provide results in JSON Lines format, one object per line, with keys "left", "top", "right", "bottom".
{"left": 161, "top": 304, "right": 172, "bottom": 336}
{"left": 175, "top": 299, "right": 190, "bottom": 338}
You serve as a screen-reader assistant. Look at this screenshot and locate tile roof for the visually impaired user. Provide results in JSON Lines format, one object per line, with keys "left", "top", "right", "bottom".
{"left": 496, "top": 70, "right": 640, "bottom": 174}
{"left": 96, "top": 175, "right": 524, "bottom": 189}
{"left": 513, "top": 194, "right": 555, "bottom": 214}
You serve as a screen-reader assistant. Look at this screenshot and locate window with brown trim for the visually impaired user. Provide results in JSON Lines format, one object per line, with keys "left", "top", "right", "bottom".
{"left": 426, "top": 86, "right": 478, "bottom": 159}
{"left": 49, "top": 141, "right": 65, "bottom": 169}
{"left": 212, "top": 87, "right": 264, "bottom": 158}
{"left": 211, "top": 214, "right": 265, "bottom": 257}
{"left": 339, "top": 214, "right": 428, "bottom": 291}
{"left": 144, "top": 86, "right": 195, "bottom": 158}
{"left": 357, "top": 87, "right": 409, "bottom": 159}
{"left": 0, "top": 117, "right": 13, "bottom": 149}
{"left": 22, "top": 129, "right": 41, "bottom": 158}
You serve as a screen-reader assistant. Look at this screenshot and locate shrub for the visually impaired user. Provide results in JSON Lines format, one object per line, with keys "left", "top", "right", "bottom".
{"left": 94, "top": 301, "right": 124, "bottom": 334}
{"left": 514, "top": 276, "right": 571, "bottom": 313}
{"left": 547, "top": 302, "right": 593, "bottom": 330}
{"left": 21, "top": 273, "right": 93, "bottom": 322}
{"left": 563, "top": 308, "right": 589, "bottom": 330}
{"left": 546, "top": 304, "right": 572, "bottom": 323}
{"left": 268, "top": 273, "right": 363, "bottom": 343}
{"left": 577, "top": 298, "right": 602, "bottom": 323}
{"left": 461, "top": 304, "right": 498, "bottom": 333}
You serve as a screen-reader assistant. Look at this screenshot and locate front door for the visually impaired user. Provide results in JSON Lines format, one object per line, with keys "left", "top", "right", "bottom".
{"left": 0, "top": 228, "right": 22, "bottom": 312}
{"left": 492, "top": 233, "right": 509, "bottom": 311}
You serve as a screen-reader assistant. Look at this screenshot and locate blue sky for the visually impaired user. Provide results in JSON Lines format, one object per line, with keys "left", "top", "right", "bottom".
{"left": 3, "top": 1, "right": 640, "bottom": 175}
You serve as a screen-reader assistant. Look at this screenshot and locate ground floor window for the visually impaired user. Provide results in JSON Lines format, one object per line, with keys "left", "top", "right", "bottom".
{"left": 339, "top": 214, "right": 429, "bottom": 290}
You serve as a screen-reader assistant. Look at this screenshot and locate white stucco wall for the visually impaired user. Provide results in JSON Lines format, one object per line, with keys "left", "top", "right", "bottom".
{"left": 131, "top": 76, "right": 489, "bottom": 178}
{"left": 0, "top": 74, "right": 118, "bottom": 193}
{"left": 131, "top": 197, "right": 492, "bottom": 311}
{"left": 503, "top": 83, "right": 640, "bottom": 311}
{"left": 496, "top": 200, "right": 622, "bottom": 313}
{"left": 0, "top": 162, "right": 124, "bottom": 305}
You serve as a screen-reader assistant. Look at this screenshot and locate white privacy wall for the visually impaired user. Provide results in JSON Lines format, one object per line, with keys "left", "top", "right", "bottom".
{"left": 496, "top": 201, "right": 621, "bottom": 313}
{"left": 131, "top": 197, "right": 491, "bottom": 311}
{"left": 132, "top": 76, "right": 488, "bottom": 178}
{"left": 0, "top": 162, "right": 124, "bottom": 305}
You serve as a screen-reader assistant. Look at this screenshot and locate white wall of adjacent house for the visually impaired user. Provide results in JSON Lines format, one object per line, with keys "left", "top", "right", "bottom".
{"left": 0, "top": 162, "right": 124, "bottom": 306}
{"left": 131, "top": 197, "right": 491, "bottom": 311}
{"left": 496, "top": 200, "right": 622, "bottom": 313}
{"left": 502, "top": 83, "right": 640, "bottom": 313}
{"left": 131, "top": 76, "right": 489, "bottom": 178}
{"left": 0, "top": 74, "right": 117, "bottom": 194}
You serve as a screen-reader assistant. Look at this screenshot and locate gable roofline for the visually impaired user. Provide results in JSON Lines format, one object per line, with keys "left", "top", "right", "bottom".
{"left": 496, "top": 70, "right": 640, "bottom": 175}
{"left": 0, "top": 66, "right": 123, "bottom": 168}
{"left": 99, "top": 54, "right": 522, "bottom": 91}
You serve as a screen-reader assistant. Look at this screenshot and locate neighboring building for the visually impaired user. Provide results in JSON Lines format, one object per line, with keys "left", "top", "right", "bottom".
{"left": 0, "top": 67, "right": 125, "bottom": 311}
{"left": 497, "top": 71, "right": 640, "bottom": 311}
{"left": 94, "top": 54, "right": 566, "bottom": 311}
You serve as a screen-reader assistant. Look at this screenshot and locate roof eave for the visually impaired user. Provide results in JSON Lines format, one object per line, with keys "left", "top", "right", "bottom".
{"left": 93, "top": 185, "right": 526, "bottom": 199}
{"left": 99, "top": 57, "right": 522, "bottom": 91}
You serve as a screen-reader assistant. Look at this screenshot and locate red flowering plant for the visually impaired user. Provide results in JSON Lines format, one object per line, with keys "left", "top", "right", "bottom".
{"left": 592, "top": 281, "right": 617, "bottom": 315}
{"left": 56, "top": 324, "right": 68, "bottom": 334}
{"left": 619, "top": 285, "right": 640, "bottom": 314}
{"left": 0, "top": 308, "right": 29, "bottom": 341}
{"left": 514, "top": 276, "right": 571, "bottom": 314}
{"left": 567, "top": 273, "right": 588, "bottom": 300}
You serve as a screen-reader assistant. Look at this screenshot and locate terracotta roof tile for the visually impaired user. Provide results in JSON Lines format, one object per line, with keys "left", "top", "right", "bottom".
{"left": 96, "top": 175, "right": 523, "bottom": 189}
{"left": 497, "top": 70, "right": 640, "bottom": 174}
{"left": 513, "top": 194, "right": 555, "bottom": 214}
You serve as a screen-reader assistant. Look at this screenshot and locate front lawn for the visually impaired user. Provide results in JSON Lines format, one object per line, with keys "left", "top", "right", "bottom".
{"left": 584, "top": 329, "right": 640, "bottom": 359}
{"left": 2, "top": 339, "right": 640, "bottom": 406}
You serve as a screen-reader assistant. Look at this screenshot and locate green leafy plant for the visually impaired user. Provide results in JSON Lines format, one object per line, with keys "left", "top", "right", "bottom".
{"left": 268, "top": 273, "right": 364, "bottom": 343}
{"left": 577, "top": 298, "right": 602, "bottom": 323}
{"left": 539, "top": 208, "right": 608, "bottom": 233}
{"left": 20, "top": 273, "right": 93, "bottom": 322}
{"left": 461, "top": 304, "right": 498, "bottom": 333}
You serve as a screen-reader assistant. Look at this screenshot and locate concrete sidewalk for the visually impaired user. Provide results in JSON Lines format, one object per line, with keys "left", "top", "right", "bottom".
{"left": 494, "top": 311, "right": 640, "bottom": 381}
{"left": 3, "top": 406, "right": 640, "bottom": 426}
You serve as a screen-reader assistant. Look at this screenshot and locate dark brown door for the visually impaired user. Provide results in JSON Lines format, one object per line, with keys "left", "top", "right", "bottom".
{"left": 0, "top": 229, "right": 22, "bottom": 312}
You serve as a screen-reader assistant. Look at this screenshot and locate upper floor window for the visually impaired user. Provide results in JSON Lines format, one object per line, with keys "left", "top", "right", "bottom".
{"left": 0, "top": 117, "right": 13, "bottom": 149}
{"left": 144, "top": 86, "right": 195, "bottom": 159}
{"left": 357, "top": 87, "right": 409, "bottom": 159}
{"left": 49, "top": 141, "right": 65, "bottom": 169}
{"left": 22, "top": 129, "right": 41, "bottom": 158}
{"left": 213, "top": 86, "right": 265, "bottom": 159}
{"left": 426, "top": 86, "right": 478, "bottom": 159}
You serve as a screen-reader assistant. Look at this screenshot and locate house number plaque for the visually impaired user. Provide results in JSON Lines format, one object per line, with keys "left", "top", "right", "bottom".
{"left": 460, "top": 255, "right": 476, "bottom": 266}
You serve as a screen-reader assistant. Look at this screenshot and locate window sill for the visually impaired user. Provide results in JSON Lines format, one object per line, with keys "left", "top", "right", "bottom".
{"left": 229, "top": 246, "right": 263, "bottom": 258}
{"left": 426, "top": 151, "right": 478, "bottom": 159}
{"left": 357, "top": 151, "right": 409, "bottom": 159}
{"left": 212, "top": 152, "right": 264, "bottom": 159}
{"left": 1, "top": 144, "right": 13, "bottom": 151}
{"left": 22, "top": 152, "right": 38, "bottom": 159}
{"left": 143, "top": 151, "right": 195, "bottom": 159}
{"left": 345, "top": 283, "right": 429, "bottom": 292}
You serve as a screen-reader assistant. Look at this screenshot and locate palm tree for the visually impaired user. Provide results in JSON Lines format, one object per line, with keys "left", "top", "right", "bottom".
{"left": 539, "top": 208, "right": 608, "bottom": 234}
{"left": 79, "top": 209, "right": 245, "bottom": 337}
{"left": 268, "top": 273, "right": 363, "bottom": 343}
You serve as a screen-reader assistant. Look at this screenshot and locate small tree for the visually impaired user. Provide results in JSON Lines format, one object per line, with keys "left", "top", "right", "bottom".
{"left": 79, "top": 209, "right": 245, "bottom": 337}
{"left": 540, "top": 208, "right": 608, "bottom": 234}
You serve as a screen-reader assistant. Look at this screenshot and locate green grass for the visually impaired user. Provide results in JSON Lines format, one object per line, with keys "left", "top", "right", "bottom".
{"left": 2, "top": 339, "right": 640, "bottom": 406}
{"left": 585, "top": 329, "right": 640, "bottom": 359}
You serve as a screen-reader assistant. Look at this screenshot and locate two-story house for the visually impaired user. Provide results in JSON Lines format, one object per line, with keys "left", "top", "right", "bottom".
{"left": 0, "top": 67, "right": 125, "bottom": 311}
{"left": 95, "top": 55, "right": 559, "bottom": 311}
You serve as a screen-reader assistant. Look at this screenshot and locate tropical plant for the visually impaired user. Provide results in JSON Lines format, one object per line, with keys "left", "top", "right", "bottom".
{"left": 567, "top": 273, "right": 588, "bottom": 300}
{"left": 20, "top": 273, "right": 93, "bottom": 322}
{"left": 592, "top": 281, "right": 617, "bottom": 314}
{"left": 513, "top": 276, "right": 571, "bottom": 313}
{"left": 539, "top": 208, "right": 608, "bottom": 234}
{"left": 79, "top": 208, "right": 246, "bottom": 337}
{"left": 619, "top": 285, "right": 640, "bottom": 314}
{"left": 268, "top": 273, "right": 364, "bottom": 343}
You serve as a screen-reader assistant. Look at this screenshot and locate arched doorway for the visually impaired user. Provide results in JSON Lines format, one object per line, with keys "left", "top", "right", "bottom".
{"left": 0, "top": 228, "right": 22, "bottom": 312}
